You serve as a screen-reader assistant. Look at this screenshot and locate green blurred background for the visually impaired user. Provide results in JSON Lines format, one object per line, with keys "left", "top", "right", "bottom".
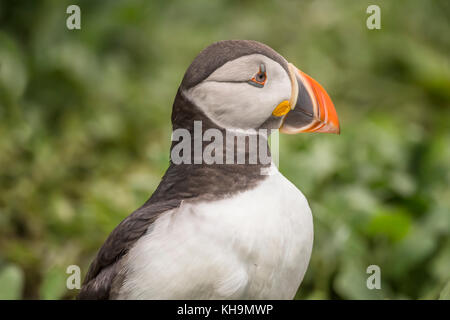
{"left": 0, "top": 0, "right": 449, "bottom": 300}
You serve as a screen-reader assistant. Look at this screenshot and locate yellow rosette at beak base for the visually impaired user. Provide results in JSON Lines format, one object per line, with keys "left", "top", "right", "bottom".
{"left": 272, "top": 100, "right": 291, "bottom": 117}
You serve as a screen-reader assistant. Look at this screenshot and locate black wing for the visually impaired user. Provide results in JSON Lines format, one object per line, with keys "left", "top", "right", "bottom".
{"left": 77, "top": 199, "right": 181, "bottom": 299}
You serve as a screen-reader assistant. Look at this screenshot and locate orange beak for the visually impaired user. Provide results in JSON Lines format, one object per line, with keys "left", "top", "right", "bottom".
{"left": 280, "top": 63, "right": 340, "bottom": 134}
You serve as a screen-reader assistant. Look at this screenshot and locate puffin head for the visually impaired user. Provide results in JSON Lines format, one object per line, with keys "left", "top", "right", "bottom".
{"left": 179, "top": 40, "right": 339, "bottom": 134}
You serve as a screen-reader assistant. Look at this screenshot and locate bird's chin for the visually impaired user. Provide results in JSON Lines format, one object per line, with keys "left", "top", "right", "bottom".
{"left": 280, "top": 63, "right": 340, "bottom": 134}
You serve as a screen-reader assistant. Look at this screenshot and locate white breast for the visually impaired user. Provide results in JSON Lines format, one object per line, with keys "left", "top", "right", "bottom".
{"left": 117, "top": 165, "right": 313, "bottom": 299}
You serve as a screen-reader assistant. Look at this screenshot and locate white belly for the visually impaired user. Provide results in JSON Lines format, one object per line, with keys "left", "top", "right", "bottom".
{"left": 117, "top": 165, "right": 313, "bottom": 299}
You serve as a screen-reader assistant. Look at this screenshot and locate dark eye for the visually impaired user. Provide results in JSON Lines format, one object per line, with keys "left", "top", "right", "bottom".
{"left": 248, "top": 64, "right": 267, "bottom": 88}
{"left": 255, "top": 72, "right": 266, "bottom": 82}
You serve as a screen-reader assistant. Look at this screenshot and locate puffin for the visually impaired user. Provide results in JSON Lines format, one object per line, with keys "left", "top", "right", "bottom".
{"left": 78, "top": 40, "right": 339, "bottom": 300}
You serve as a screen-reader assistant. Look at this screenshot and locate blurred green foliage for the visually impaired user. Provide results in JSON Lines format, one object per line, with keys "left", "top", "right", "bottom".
{"left": 0, "top": 0, "right": 449, "bottom": 299}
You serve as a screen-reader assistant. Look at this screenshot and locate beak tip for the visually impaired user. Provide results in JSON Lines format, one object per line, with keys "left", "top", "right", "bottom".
{"left": 333, "top": 122, "right": 341, "bottom": 135}
{"left": 315, "top": 118, "right": 340, "bottom": 134}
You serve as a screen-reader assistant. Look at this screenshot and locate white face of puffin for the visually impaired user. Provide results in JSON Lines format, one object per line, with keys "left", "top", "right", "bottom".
{"left": 184, "top": 54, "right": 292, "bottom": 130}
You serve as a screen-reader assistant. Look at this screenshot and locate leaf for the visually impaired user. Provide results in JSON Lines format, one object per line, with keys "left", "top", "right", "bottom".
{"left": 367, "top": 210, "right": 411, "bottom": 242}
{"left": 0, "top": 264, "right": 24, "bottom": 299}
{"left": 439, "top": 281, "right": 450, "bottom": 300}
{"left": 39, "top": 267, "right": 67, "bottom": 300}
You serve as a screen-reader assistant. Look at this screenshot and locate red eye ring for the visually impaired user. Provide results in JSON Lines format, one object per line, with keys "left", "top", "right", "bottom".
{"left": 248, "top": 64, "right": 267, "bottom": 88}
